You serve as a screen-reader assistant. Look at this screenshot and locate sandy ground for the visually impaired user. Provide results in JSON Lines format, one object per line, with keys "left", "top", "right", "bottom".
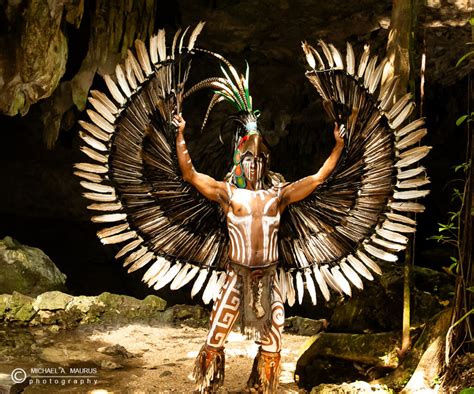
{"left": 1, "top": 323, "right": 310, "bottom": 393}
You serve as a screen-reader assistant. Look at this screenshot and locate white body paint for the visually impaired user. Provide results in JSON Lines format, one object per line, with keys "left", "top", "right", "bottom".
{"left": 226, "top": 186, "right": 281, "bottom": 266}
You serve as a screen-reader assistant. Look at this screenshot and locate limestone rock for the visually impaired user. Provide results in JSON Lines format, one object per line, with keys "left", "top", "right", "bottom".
{"left": 284, "top": 317, "right": 328, "bottom": 336}
{"left": 311, "top": 381, "right": 391, "bottom": 394}
{"left": 0, "top": 237, "right": 67, "bottom": 297}
{"left": 33, "top": 291, "right": 73, "bottom": 311}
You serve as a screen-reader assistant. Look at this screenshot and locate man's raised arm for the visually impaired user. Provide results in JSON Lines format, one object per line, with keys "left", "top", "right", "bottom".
{"left": 279, "top": 123, "right": 345, "bottom": 211}
{"left": 174, "top": 114, "right": 229, "bottom": 207}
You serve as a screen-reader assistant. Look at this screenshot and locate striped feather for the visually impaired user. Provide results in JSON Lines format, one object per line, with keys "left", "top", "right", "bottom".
{"left": 188, "top": 21, "right": 205, "bottom": 52}
{"left": 320, "top": 265, "right": 342, "bottom": 294}
{"left": 146, "top": 258, "right": 171, "bottom": 287}
{"left": 213, "top": 271, "right": 227, "bottom": 301}
{"left": 390, "top": 102, "right": 415, "bottom": 129}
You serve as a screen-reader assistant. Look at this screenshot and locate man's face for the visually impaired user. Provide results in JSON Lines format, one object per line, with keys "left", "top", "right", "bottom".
{"left": 241, "top": 153, "right": 266, "bottom": 183}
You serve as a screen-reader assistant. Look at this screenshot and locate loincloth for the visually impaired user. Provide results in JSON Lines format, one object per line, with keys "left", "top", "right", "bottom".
{"left": 229, "top": 261, "right": 277, "bottom": 341}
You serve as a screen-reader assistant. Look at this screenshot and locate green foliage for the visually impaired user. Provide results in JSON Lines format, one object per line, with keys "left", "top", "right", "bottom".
{"left": 460, "top": 388, "right": 474, "bottom": 394}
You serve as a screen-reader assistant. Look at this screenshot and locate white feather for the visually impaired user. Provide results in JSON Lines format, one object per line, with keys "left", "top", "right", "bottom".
{"left": 286, "top": 271, "right": 296, "bottom": 307}
{"left": 134, "top": 39, "right": 152, "bottom": 76}
{"left": 364, "top": 243, "right": 398, "bottom": 262}
{"left": 75, "top": 163, "right": 108, "bottom": 174}
{"left": 91, "top": 213, "right": 126, "bottom": 223}
{"left": 170, "top": 263, "right": 191, "bottom": 290}
{"left": 279, "top": 268, "right": 287, "bottom": 303}
{"left": 390, "top": 102, "right": 415, "bottom": 129}
{"left": 103, "top": 75, "right": 126, "bottom": 105}
{"left": 320, "top": 265, "right": 342, "bottom": 294}
{"left": 396, "top": 177, "right": 431, "bottom": 189}
{"left": 393, "top": 189, "right": 430, "bottom": 200}
{"left": 396, "top": 119, "right": 426, "bottom": 138}
{"left": 396, "top": 129, "right": 428, "bottom": 150}
{"left": 79, "top": 131, "right": 107, "bottom": 151}
{"left": 296, "top": 271, "right": 304, "bottom": 305}
{"left": 347, "top": 255, "right": 374, "bottom": 281}
{"left": 188, "top": 21, "right": 205, "bottom": 52}
{"left": 79, "top": 120, "right": 111, "bottom": 140}
{"left": 154, "top": 262, "right": 183, "bottom": 291}
{"left": 100, "top": 230, "right": 135, "bottom": 245}
{"left": 87, "top": 110, "right": 115, "bottom": 133}
{"left": 79, "top": 181, "right": 113, "bottom": 194}
{"left": 157, "top": 29, "right": 166, "bottom": 61}
{"left": 147, "top": 258, "right": 171, "bottom": 287}
{"left": 97, "top": 223, "right": 129, "bottom": 239}
{"left": 396, "top": 146, "right": 432, "bottom": 168}
{"left": 383, "top": 220, "right": 416, "bottom": 233}
{"left": 178, "top": 265, "right": 200, "bottom": 289}
{"left": 83, "top": 192, "right": 116, "bottom": 203}
{"left": 202, "top": 270, "right": 218, "bottom": 305}
{"left": 142, "top": 258, "right": 166, "bottom": 284}
{"left": 149, "top": 34, "right": 158, "bottom": 64}
{"left": 88, "top": 97, "right": 115, "bottom": 123}
{"left": 304, "top": 270, "right": 317, "bottom": 305}
{"left": 357, "top": 250, "right": 383, "bottom": 275}
{"left": 397, "top": 166, "right": 426, "bottom": 180}
{"left": 331, "top": 266, "right": 352, "bottom": 296}
{"left": 88, "top": 202, "right": 122, "bottom": 211}
{"left": 79, "top": 147, "right": 107, "bottom": 164}
{"left": 191, "top": 269, "right": 208, "bottom": 298}
{"left": 313, "top": 265, "right": 331, "bottom": 301}
{"left": 340, "top": 261, "right": 364, "bottom": 290}
{"left": 346, "top": 42, "right": 355, "bottom": 75}
{"left": 115, "top": 64, "right": 132, "bottom": 98}
{"left": 371, "top": 235, "right": 405, "bottom": 252}
{"left": 128, "top": 251, "right": 154, "bottom": 273}
{"left": 385, "top": 212, "right": 417, "bottom": 226}
{"left": 376, "top": 227, "right": 409, "bottom": 244}
{"left": 213, "top": 272, "right": 227, "bottom": 301}
{"left": 90, "top": 90, "right": 118, "bottom": 114}
{"left": 389, "top": 202, "right": 426, "bottom": 213}
{"left": 115, "top": 238, "right": 142, "bottom": 259}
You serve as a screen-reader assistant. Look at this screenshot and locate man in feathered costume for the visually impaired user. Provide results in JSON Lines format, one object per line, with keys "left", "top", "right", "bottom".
{"left": 75, "top": 22, "right": 429, "bottom": 393}
{"left": 173, "top": 112, "right": 344, "bottom": 392}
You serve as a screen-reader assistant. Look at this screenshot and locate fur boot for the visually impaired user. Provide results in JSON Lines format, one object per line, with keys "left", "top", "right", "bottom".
{"left": 246, "top": 347, "right": 281, "bottom": 393}
{"left": 193, "top": 344, "right": 225, "bottom": 393}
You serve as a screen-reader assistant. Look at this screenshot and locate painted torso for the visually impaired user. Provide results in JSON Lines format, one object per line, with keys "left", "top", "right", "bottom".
{"left": 226, "top": 185, "right": 281, "bottom": 267}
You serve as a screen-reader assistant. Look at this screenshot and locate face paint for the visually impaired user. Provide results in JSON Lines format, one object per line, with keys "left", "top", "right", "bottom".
{"left": 242, "top": 154, "right": 265, "bottom": 183}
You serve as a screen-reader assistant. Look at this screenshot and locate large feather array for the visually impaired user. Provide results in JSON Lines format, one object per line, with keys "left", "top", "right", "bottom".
{"left": 274, "top": 40, "right": 430, "bottom": 306}
{"left": 76, "top": 23, "right": 230, "bottom": 303}
{"left": 76, "top": 26, "right": 430, "bottom": 307}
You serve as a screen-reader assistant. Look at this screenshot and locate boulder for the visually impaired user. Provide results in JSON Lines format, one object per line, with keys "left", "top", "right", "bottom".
{"left": 311, "top": 381, "right": 391, "bottom": 393}
{"left": 33, "top": 291, "right": 73, "bottom": 311}
{"left": 0, "top": 236, "right": 66, "bottom": 296}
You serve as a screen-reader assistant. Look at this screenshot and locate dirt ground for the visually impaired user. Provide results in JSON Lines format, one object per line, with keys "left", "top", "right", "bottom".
{"left": 0, "top": 323, "right": 309, "bottom": 393}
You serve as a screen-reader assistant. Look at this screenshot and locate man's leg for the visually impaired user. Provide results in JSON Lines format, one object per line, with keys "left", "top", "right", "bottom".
{"left": 247, "top": 280, "right": 284, "bottom": 393}
{"left": 194, "top": 268, "right": 240, "bottom": 392}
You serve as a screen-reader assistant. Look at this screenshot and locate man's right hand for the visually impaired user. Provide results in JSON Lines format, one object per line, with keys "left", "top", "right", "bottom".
{"left": 172, "top": 113, "right": 186, "bottom": 135}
